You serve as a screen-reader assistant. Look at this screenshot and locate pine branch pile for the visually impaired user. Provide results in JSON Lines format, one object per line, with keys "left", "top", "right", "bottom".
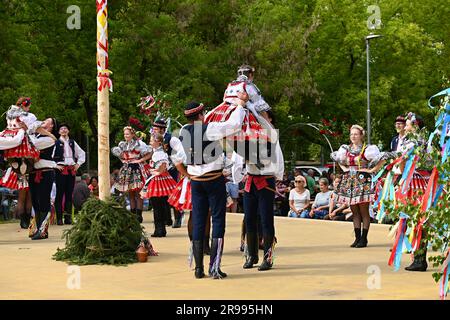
{"left": 53, "top": 198, "right": 145, "bottom": 265}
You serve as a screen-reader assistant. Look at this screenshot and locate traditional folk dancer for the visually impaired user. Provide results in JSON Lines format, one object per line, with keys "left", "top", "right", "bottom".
{"left": 375, "top": 113, "right": 433, "bottom": 271}
{"left": 0, "top": 97, "right": 57, "bottom": 229}
{"left": 179, "top": 101, "right": 245, "bottom": 279}
{"left": 241, "top": 108, "right": 284, "bottom": 271}
{"left": 167, "top": 150, "right": 213, "bottom": 255}
{"left": 27, "top": 118, "right": 63, "bottom": 240}
{"left": 205, "top": 65, "right": 284, "bottom": 271}
{"left": 111, "top": 126, "right": 151, "bottom": 223}
{"left": 206, "top": 65, "right": 273, "bottom": 168}
{"left": 331, "top": 125, "right": 386, "bottom": 248}
{"left": 152, "top": 119, "right": 185, "bottom": 228}
{"left": 140, "top": 133, "right": 177, "bottom": 237}
{"left": 54, "top": 123, "right": 86, "bottom": 225}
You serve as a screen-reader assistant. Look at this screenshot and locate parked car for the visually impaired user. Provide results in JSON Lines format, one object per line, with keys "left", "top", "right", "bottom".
{"left": 295, "top": 165, "right": 335, "bottom": 182}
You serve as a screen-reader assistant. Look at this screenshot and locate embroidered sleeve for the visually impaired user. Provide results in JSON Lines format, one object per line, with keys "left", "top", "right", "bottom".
{"left": 152, "top": 150, "right": 169, "bottom": 169}
{"left": 330, "top": 145, "right": 348, "bottom": 164}
{"left": 111, "top": 141, "right": 125, "bottom": 159}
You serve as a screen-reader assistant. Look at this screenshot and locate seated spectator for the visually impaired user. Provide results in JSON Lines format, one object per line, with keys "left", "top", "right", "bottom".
{"left": 324, "top": 176, "right": 353, "bottom": 221}
{"left": 301, "top": 177, "right": 331, "bottom": 219}
{"left": 88, "top": 176, "right": 99, "bottom": 198}
{"left": 288, "top": 175, "right": 311, "bottom": 218}
{"left": 73, "top": 173, "right": 91, "bottom": 214}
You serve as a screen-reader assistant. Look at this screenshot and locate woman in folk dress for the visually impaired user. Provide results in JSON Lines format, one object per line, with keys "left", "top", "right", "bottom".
{"left": 111, "top": 126, "right": 151, "bottom": 223}
{"left": 331, "top": 125, "right": 386, "bottom": 248}
{"left": 141, "top": 133, "right": 177, "bottom": 237}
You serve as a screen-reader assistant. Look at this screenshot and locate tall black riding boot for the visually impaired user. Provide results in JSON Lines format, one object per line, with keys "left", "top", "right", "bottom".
{"left": 209, "top": 238, "right": 227, "bottom": 279}
{"left": 19, "top": 211, "right": 30, "bottom": 229}
{"left": 355, "top": 228, "right": 369, "bottom": 248}
{"left": 350, "top": 228, "right": 361, "bottom": 247}
{"left": 165, "top": 204, "right": 173, "bottom": 226}
{"left": 172, "top": 210, "right": 182, "bottom": 228}
{"left": 64, "top": 211, "right": 72, "bottom": 225}
{"left": 157, "top": 208, "right": 167, "bottom": 237}
{"left": 258, "top": 235, "right": 274, "bottom": 271}
{"left": 243, "top": 232, "right": 259, "bottom": 269}
{"left": 405, "top": 249, "right": 428, "bottom": 272}
{"left": 193, "top": 240, "right": 205, "bottom": 279}
{"left": 136, "top": 209, "right": 143, "bottom": 223}
{"left": 56, "top": 210, "right": 63, "bottom": 225}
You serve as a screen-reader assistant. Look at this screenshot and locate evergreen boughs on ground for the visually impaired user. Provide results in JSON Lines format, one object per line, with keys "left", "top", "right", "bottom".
{"left": 53, "top": 198, "right": 145, "bottom": 266}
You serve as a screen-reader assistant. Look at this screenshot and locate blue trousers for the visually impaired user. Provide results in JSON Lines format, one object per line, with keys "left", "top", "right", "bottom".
{"left": 191, "top": 175, "right": 227, "bottom": 241}
{"left": 243, "top": 177, "right": 275, "bottom": 237}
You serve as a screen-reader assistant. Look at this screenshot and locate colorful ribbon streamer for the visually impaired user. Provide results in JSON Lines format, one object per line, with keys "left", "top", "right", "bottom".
{"left": 97, "top": 0, "right": 112, "bottom": 92}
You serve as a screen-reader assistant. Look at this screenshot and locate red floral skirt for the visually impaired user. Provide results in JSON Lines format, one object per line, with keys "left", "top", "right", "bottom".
{"left": 0, "top": 129, "right": 40, "bottom": 160}
{"left": 140, "top": 172, "right": 177, "bottom": 198}
{"left": 0, "top": 168, "right": 28, "bottom": 190}
{"left": 168, "top": 176, "right": 192, "bottom": 211}
{"left": 205, "top": 102, "right": 269, "bottom": 141}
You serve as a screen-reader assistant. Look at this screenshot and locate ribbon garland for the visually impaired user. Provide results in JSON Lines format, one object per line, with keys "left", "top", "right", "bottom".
{"left": 388, "top": 213, "right": 412, "bottom": 271}
{"left": 97, "top": 0, "right": 112, "bottom": 92}
{"left": 427, "top": 88, "right": 450, "bottom": 299}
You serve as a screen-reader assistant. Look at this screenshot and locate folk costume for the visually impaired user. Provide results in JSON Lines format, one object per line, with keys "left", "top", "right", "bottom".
{"left": 28, "top": 119, "right": 63, "bottom": 240}
{"left": 140, "top": 146, "right": 177, "bottom": 237}
{"left": 55, "top": 127, "right": 86, "bottom": 225}
{"left": 242, "top": 113, "right": 284, "bottom": 271}
{"left": 111, "top": 137, "right": 150, "bottom": 222}
{"left": 331, "top": 141, "right": 384, "bottom": 247}
{"left": 179, "top": 101, "right": 245, "bottom": 279}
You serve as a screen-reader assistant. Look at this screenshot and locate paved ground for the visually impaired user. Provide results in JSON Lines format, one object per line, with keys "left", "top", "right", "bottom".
{"left": 0, "top": 212, "right": 442, "bottom": 300}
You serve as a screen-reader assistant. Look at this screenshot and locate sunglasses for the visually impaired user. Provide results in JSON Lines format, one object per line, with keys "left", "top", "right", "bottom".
{"left": 295, "top": 181, "right": 304, "bottom": 183}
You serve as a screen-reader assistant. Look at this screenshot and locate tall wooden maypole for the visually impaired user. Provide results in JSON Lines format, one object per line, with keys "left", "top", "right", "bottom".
{"left": 96, "top": 0, "right": 112, "bottom": 200}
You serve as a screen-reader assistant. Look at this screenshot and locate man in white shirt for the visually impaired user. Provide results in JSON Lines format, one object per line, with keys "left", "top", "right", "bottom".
{"left": 54, "top": 123, "right": 86, "bottom": 225}
{"left": 179, "top": 101, "right": 245, "bottom": 279}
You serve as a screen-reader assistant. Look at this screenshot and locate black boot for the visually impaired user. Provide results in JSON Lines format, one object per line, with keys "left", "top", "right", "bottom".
{"left": 19, "top": 212, "right": 30, "bottom": 229}
{"left": 64, "top": 212, "right": 72, "bottom": 225}
{"left": 165, "top": 205, "right": 173, "bottom": 226}
{"left": 56, "top": 209, "right": 63, "bottom": 225}
{"left": 151, "top": 209, "right": 166, "bottom": 237}
{"left": 172, "top": 210, "right": 182, "bottom": 228}
{"left": 355, "top": 228, "right": 369, "bottom": 248}
{"left": 350, "top": 228, "right": 361, "bottom": 247}
{"left": 405, "top": 251, "right": 428, "bottom": 272}
{"left": 193, "top": 240, "right": 205, "bottom": 279}
{"left": 243, "top": 232, "right": 259, "bottom": 269}
{"left": 209, "top": 238, "right": 227, "bottom": 279}
{"left": 136, "top": 209, "right": 143, "bottom": 223}
{"left": 32, "top": 212, "right": 49, "bottom": 240}
{"left": 258, "top": 235, "right": 274, "bottom": 271}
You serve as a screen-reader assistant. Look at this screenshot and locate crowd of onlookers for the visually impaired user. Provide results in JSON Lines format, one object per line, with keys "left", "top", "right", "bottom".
{"left": 0, "top": 169, "right": 100, "bottom": 222}
{"left": 233, "top": 166, "right": 378, "bottom": 223}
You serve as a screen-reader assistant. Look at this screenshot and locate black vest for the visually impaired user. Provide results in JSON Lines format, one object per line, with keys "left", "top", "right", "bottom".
{"left": 179, "top": 123, "right": 222, "bottom": 165}
{"left": 39, "top": 139, "right": 64, "bottom": 162}
{"left": 67, "top": 139, "right": 78, "bottom": 163}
